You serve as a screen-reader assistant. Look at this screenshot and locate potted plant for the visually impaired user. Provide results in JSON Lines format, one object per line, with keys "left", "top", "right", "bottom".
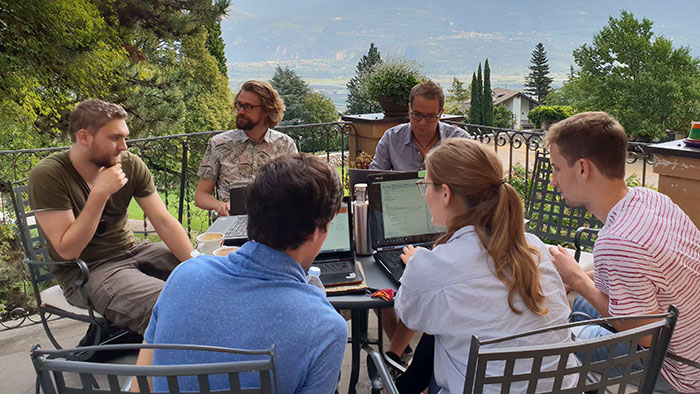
{"left": 360, "top": 58, "right": 425, "bottom": 117}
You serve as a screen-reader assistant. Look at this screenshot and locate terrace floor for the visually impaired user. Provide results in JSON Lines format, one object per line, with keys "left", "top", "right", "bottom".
{"left": 0, "top": 312, "right": 417, "bottom": 394}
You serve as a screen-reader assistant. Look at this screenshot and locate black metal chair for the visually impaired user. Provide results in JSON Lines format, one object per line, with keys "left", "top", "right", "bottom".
{"left": 31, "top": 343, "right": 277, "bottom": 394}
{"left": 368, "top": 306, "right": 678, "bottom": 394}
{"left": 525, "top": 152, "right": 603, "bottom": 248}
{"left": 9, "top": 181, "right": 136, "bottom": 359}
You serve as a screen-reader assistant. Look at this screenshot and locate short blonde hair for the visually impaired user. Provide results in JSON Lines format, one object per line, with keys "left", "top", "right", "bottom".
{"left": 235, "top": 80, "right": 286, "bottom": 128}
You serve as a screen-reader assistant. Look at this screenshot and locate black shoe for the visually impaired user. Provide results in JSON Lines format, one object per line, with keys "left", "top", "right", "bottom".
{"left": 77, "top": 323, "right": 143, "bottom": 362}
{"left": 384, "top": 351, "right": 407, "bottom": 379}
{"left": 401, "top": 345, "right": 413, "bottom": 364}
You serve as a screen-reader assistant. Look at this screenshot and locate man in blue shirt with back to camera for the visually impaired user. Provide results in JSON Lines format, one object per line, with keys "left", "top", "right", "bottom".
{"left": 133, "top": 153, "right": 348, "bottom": 394}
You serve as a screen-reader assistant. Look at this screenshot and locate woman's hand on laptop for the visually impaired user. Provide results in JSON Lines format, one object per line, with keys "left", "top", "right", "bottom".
{"left": 401, "top": 245, "right": 417, "bottom": 265}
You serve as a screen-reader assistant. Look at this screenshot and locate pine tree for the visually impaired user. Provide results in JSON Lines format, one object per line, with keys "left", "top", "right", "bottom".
{"left": 346, "top": 43, "right": 382, "bottom": 114}
{"left": 524, "top": 43, "right": 554, "bottom": 102}
{"left": 270, "top": 66, "right": 310, "bottom": 123}
{"left": 469, "top": 67, "right": 482, "bottom": 125}
{"left": 567, "top": 65, "right": 576, "bottom": 82}
{"left": 482, "top": 59, "right": 493, "bottom": 126}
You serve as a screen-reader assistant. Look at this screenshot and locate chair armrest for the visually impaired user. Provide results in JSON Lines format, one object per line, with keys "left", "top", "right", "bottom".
{"left": 23, "top": 257, "right": 90, "bottom": 287}
{"left": 574, "top": 227, "right": 600, "bottom": 263}
{"left": 365, "top": 349, "right": 399, "bottom": 394}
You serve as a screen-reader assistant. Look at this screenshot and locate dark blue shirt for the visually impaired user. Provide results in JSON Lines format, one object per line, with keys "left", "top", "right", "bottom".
{"left": 144, "top": 241, "right": 347, "bottom": 393}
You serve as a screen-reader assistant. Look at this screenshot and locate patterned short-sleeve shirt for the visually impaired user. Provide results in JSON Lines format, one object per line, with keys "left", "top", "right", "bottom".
{"left": 197, "top": 129, "right": 297, "bottom": 201}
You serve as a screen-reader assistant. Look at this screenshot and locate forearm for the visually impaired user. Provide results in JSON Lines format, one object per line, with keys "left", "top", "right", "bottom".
{"left": 194, "top": 189, "right": 221, "bottom": 211}
{"left": 151, "top": 215, "right": 193, "bottom": 262}
{"left": 54, "top": 192, "right": 109, "bottom": 260}
{"left": 572, "top": 276, "right": 611, "bottom": 318}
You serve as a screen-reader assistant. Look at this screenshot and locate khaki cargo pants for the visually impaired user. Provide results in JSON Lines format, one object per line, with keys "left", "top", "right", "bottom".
{"left": 62, "top": 241, "right": 181, "bottom": 335}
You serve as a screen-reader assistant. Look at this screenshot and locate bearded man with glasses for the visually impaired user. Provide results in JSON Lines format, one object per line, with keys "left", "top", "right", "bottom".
{"left": 195, "top": 80, "right": 298, "bottom": 217}
{"left": 369, "top": 80, "right": 469, "bottom": 171}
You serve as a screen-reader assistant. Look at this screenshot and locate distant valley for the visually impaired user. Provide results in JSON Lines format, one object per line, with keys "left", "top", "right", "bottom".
{"left": 221, "top": 0, "right": 700, "bottom": 110}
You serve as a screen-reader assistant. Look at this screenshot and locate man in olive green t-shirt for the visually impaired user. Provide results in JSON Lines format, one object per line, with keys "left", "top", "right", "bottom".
{"left": 28, "top": 99, "right": 193, "bottom": 335}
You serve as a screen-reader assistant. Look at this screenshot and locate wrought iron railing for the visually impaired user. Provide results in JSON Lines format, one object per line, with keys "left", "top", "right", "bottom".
{"left": 446, "top": 121, "right": 657, "bottom": 187}
{"left": 0, "top": 122, "right": 353, "bottom": 329}
{"left": 0, "top": 120, "right": 660, "bottom": 329}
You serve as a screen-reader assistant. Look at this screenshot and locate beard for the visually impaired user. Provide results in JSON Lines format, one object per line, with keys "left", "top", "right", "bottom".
{"left": 236, "top": 115, "right": 260, "bottom": 131}
{"left": 90, "top": 152, "right": 120, "bottom": 168}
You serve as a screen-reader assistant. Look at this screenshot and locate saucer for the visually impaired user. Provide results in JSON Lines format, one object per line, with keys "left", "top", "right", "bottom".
{"left": 683, "top": 138, "right": 700, "bottom": 148}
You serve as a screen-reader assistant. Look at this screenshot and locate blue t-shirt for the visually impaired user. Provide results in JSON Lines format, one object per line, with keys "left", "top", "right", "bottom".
{"left": 144, "top": 241, "right": 347, "bottom": 394}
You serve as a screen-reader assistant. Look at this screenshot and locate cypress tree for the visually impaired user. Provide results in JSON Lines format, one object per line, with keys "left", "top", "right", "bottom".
{"left": 469, "top": 71, "right": 481, "bottom": 125}
{"left": 482, "top": 59, "right": 493, "bottom": 126}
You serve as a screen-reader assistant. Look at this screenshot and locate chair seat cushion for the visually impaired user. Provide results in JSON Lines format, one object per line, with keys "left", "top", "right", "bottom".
{"left": 41, "top": 285, "right": 103, "bottom": 318}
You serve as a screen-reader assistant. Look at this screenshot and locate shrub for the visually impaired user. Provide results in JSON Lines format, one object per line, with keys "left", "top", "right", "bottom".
{"left": 360, "top": 58, "right": 425, "bottom": 106}
{"left": 528, "top": 105, "right": 574, "bottom": 129}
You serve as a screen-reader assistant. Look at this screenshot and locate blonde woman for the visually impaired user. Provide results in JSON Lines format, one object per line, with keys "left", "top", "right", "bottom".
{"left": 395, "top": 138, "right": 577, "bottom": 393}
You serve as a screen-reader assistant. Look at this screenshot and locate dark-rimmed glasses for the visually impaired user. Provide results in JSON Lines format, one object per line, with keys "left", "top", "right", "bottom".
{"left": 234, "top": 102, "right": 263, "bottom": 112}
{"left": 410, "top": 112, "right": 440, "bottom": 121}
{"left": 416, "top": 179, "right": 435, "bottom": 196}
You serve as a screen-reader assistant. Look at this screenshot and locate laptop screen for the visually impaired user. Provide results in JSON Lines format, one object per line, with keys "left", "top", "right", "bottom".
{"left": 320, "top": 200, "right": 351, "bottom": 253}
{"left": 368, "top": 173, "right": 445, "bottom": 249}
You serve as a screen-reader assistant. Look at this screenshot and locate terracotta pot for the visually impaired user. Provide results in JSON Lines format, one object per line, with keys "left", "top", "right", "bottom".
{"left": 377, "top": 95, "right": 409, "bottom": 117}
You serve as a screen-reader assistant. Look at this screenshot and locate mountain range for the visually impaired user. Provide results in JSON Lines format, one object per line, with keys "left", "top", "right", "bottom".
{"left": 220, "top": 0, "right": 700, "bottom": 109}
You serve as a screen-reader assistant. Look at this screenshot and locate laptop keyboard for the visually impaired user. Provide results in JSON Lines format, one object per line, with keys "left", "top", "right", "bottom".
{"left": 224, "top": 216, "right": 248, "bottom": 238}
{"left": 376, "top": 249, "right": 405, "bottom": 276}
{"left": 316, "top": 261, "right": 354, "bottom": 275}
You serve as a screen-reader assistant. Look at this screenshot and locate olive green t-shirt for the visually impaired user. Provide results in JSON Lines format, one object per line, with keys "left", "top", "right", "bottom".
{"left": 28, "top": 150, "right": 156, "bottom": 277}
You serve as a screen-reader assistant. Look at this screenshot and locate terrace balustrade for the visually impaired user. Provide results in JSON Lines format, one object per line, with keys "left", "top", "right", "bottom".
{"left": 0, "top": 120, "right": 658, "bottom": 329}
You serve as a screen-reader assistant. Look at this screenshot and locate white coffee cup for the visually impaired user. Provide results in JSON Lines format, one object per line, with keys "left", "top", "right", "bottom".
{"left": 213, "top": 246, "right": 239, "bottom": 257}
{"left": 195, "top": 232, "right": 224, "bottom": 255}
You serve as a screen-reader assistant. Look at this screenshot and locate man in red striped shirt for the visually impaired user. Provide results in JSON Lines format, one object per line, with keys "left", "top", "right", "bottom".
{"left": 545, "top": 111, "right": 700, "bottom": 393}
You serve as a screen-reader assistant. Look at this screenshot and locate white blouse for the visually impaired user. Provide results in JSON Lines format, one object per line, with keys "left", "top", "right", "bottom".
{"left": 395, "top": 226, "right": 578, "bottom": 394}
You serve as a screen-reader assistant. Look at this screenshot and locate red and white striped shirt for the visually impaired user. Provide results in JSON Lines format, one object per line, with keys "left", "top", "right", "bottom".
{"left": 594, "top": 187, "right": 700, "bottom": 393}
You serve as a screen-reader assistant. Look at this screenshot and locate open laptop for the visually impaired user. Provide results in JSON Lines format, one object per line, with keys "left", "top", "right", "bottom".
{"left": 367, "top": 172, "right": 445, "bottom": 284}
{"left": 348, "top": 168, "right": 416, "bottom": 199}
{"left": 311, "top": 198, "right": 364, "bottom": 287}
{"left": 205, "top": 186, "right": 249, "bottom": 246}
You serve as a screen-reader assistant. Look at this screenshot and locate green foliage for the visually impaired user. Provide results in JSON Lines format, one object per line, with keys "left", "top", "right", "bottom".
{"left": 493, "top": 105, "right": 514, "bottom": 129}
{"left": 270, "top": 66, "right": 310, "bottom": 123}
{"left": 0, "top": 0, "right": 231, "bottom": 149}
{"left": 303, "top": 93, "right": 339, "bottom": 124}
{"left": 469, "top": 60, "right": 493, "bottom": 126}
{"left": 346, "top": 43, "right": 383, "bottom": 115}
{"left": 483, "top": 60, "right": 494, "bottom": 125}
{"left": 360, "top": 58, "right": 425, "bottom": 106}
{"left": 551, "top": 11, "right": 700, "bottom": 141}
{"left": 444, "top": 77, "right": 470, "bottom": 115}
{"left": 524, "top": 43, "right": 553, "bottom": 102}
{"left": 205, "top": 21, "right": 229, "bottom": 78}
{"left": 506, "top": 162, "right": 531, "bottom": 201}
{"left": 469, "top": 71, "right": 482, "bottom": 124}
{"left": 528, "top": 105, "right": 574, "bottom": 129}
{"left": 0, "top": 223, "right": 33, "bottom": 312}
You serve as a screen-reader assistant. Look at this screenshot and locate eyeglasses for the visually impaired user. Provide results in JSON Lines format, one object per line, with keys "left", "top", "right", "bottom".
{"left": 416, "top": 179, "right": 435, "bottom": 196}
{"left": 410, "top": 112, "right": 440, "bottom": 121}
{"left": 234, "top": 102, "right": 263, "bottom": 112}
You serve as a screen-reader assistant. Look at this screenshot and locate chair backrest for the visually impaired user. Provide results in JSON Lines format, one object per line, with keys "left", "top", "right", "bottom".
{"left": 31, "top": 343, "right": 277, "bottom": 394}
{"left": 463, "top": 306, "right": 678, "bottom": 394}
{"left": 525, "top": 152, "right": 603, "bottom": 247}
{"left": 9, "top": 181, "right": 55, "bottom": 301}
